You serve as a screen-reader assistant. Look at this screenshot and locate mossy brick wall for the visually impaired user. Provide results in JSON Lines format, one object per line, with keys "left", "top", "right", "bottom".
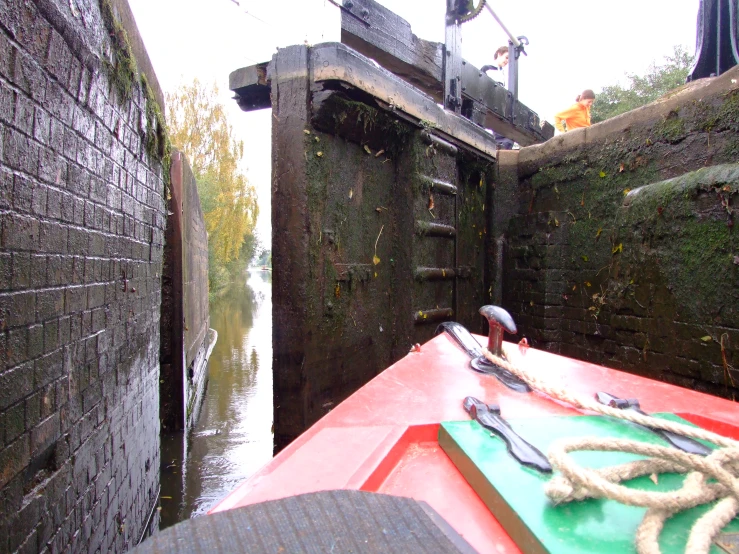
{"left": 0, "top": 0, "right": 166, "bottom": 552}
{"left": 501, "top": 66, "right": 739, "bottom": 399}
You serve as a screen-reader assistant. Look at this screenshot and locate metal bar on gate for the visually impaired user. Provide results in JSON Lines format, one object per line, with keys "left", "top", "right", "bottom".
{"left": 483, "top": 3, "right": 524, "bottom": 100}
{"left": 484, "top": 4, "right": 520, "bottom": 47}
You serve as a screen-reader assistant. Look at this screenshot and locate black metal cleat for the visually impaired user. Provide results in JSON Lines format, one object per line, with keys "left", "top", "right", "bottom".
{"left": 475, "top": 305, "right": 530, "bottom": 393}
{"left": 595, "top": 391, "right": 713, "bottom": 456}
{"left": 463, "top": 396, "right": 551, "bottom": 473}
{"left": 435, "top": 319, "right": 530, "bottom": 393}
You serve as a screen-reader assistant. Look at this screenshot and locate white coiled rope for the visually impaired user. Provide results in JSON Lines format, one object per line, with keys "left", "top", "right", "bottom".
{"left": 482, "top": 348, "right": 739, "bottom": 554}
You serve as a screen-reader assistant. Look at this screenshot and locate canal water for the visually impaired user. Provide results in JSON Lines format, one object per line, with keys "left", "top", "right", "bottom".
{"left": 159, "top": 269, "right": 274, "bottom": 528}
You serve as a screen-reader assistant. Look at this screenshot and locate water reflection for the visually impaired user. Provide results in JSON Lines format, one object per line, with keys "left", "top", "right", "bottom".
{"left": 159, "top": 269, "right": 274, "bottom": 527}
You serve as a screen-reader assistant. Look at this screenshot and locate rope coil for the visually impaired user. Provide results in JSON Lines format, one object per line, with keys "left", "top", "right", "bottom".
{"left": 481, "top": 348, "right": 739, "bottom": 554}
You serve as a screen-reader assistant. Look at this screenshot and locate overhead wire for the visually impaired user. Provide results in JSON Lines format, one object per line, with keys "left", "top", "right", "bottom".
{"left": 227, "top": 0, "right": 274, "bottom": 27}
{"left": 226, "top": 0, "right": 339, "bottom": 47}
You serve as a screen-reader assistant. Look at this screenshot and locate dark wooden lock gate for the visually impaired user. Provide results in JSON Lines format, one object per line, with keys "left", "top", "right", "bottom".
{"left": 229, "top": 0, "right": 551, "bottom": 451}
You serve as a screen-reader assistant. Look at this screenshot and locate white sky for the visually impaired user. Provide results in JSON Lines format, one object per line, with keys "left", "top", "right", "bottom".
{"left": 127, "top": 0, "right": 699, "bottom": 245}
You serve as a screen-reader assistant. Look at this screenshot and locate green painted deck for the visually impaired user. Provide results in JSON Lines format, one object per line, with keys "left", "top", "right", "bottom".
{"left": 440, "top": 414, "right": 737, "bottom": 554}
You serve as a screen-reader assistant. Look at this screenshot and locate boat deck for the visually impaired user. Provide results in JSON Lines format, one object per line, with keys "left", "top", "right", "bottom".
{"left": 211, "top": 333, "right": 739, "bottom": 553}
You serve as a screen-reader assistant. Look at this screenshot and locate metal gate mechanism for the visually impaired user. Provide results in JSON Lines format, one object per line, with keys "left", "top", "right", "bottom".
{"left": 231, "top": 0, "right": 553, "bottom": 146}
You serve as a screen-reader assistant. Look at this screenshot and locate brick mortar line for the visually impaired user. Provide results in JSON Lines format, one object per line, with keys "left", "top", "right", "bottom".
{"left": 0, "top": 54, "right": 146, "bottom": 146}
{"left": 0, "top": 208, "right": 163, "bottom": 234}
{"left": 1, "top": 68, "right": 163, "bottom": 196}
{"left": 0, "top": 35, "right": 95, "bottom": 102}
{"left": 2, "top": 144, "right": 164, "bottom": 218}
{"left": 2, "top": 120, "right": 163, "bottom": 194}
{"left": 0, "top": 350, "right": 159, "bottom": 420}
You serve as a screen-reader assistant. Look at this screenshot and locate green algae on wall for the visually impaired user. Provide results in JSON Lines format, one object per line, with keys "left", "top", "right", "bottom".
{"left": 619, "top": 164, "right": 738, "bottom": 326}
{"left": 303, "top": 108, "right": 412, "bottom": 336}
{"left": 312, "top": 94, "right": 415, "bottom": 160}
{"left": 141, "top": 74, "right": 171, "bottom": 167}
{"left": 717, "top": 89, "right": 739, "bottom": 132}
{"left": 457, "top": 156, "right": 493, "bottom": 249}
{"left": 506, "top": 71, "right": 739, "bottom": 395}
{"left": 652, "top": 111, "right": 687, "bottom": 144}
{"left": 99, "top": 0, "right": 171, "bottom": 177}
{"left": 100, "top": 0, "right": 137, "bottom": 101}
{"left": 523, "top": 81, "right": 739, "bottom": 220}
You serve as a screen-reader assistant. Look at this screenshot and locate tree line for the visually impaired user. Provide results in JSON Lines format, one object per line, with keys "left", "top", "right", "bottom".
{"left": 167, "top": 80, "right": 259, "bottom": 296}
{"left": 591, "top": 45, "right": 694, "bottom": 123}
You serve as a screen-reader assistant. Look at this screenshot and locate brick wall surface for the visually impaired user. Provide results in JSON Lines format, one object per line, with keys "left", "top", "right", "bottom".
{"left": 499, "top": 67, "right": 739, "bottom": 399}
{"left": 0, "top": 0, "right": 166, "bottom": 552}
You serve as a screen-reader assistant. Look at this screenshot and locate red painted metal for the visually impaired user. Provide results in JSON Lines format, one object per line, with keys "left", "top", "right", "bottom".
{"left": 211, "top": 333, "right": 739, "bottom": 553}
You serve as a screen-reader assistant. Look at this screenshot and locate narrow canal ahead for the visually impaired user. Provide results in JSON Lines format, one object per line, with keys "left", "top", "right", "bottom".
{"left": 159, "top": 269, "right": 274, "bottom": 528}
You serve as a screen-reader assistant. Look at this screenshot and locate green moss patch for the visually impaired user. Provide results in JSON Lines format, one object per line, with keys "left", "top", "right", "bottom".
{"left": 99, "top": 0, "right": 170, "bottom": 175}
{"left": 717, "top": 89, "right": 739, "bottom": 132}
{"left": 311, "top": 94, "right": 415, "bottom": 159}
{"left": 652, "top": 111, "right": 687, "bottom": 144}
{"left": 100, "top": 0, "right": 137, "bottom": 102}
{"left": 141, "top": 74, "right": 171, "bottom": 179}
{"left": 618, "top": 164, "right": 739, "bottom": 325}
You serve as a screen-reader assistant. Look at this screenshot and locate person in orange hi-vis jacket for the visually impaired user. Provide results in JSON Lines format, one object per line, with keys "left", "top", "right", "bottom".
{"left": 554, "top": 89, "right": 596, "bottom": 132}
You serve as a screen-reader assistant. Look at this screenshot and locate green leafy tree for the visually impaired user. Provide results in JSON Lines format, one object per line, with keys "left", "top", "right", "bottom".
{"left": 256, "top": 249, "right": 271, "bottom": 267}
{"left": 166, "top": 80, "right": 259, "bottom": 293}
{"left": 591, "top": 46, "right": 694, "bottom": 124}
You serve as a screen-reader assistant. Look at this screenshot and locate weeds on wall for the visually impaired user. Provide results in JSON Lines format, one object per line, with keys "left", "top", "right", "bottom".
{"left": 99, "top": 0, "right": 171, "bottom": 190}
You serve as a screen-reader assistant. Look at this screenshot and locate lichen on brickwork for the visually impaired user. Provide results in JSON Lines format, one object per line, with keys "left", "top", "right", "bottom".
{"left": 651, "top": 110, "right": 688, "bottom": 144}
{"left": 100, "top": 0, "right": 136, "bottom": 102}
{"left": 501, "top": 72, "right": 739, "bottom": 395}
{"left": 99, "top": 0, "right": 171, "bottom": 176}
{"left": 617, "top": 165, "right": 738, "bottom": 326}
{"left": 530, "top": 160, "right": 589, "bottom": 190}
{"left": 610, "top": 168, "right": 734, "bottom": 309}
{"left": 543, "top": 162, "right": 737, "bottom": 378}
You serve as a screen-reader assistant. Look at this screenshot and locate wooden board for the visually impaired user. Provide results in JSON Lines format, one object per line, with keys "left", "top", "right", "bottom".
{"left": 339, "top": 0, "right": 554, "bottom": 145}
{"left": 439, "top": 414, "right": 738, "bottom": 554}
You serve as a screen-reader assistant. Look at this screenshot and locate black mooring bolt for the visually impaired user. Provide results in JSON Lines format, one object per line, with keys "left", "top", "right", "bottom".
{"left": 479, "top": 305, "right": 517, "bottom": 358}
